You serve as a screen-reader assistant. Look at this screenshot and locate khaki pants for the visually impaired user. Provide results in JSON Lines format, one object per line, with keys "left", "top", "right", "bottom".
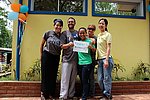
{"left": 59, "top": 61, "right": 77, "bottom": 99}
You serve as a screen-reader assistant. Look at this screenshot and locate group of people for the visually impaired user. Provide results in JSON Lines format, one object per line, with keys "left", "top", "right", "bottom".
{"left": 40, "top": 17, "right": 114, "bottom": 100}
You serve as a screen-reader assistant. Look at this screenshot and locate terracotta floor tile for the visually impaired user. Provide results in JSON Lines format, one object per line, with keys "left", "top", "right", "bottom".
{"left": 0, "top": 94, "right": 150, "bottom": 100}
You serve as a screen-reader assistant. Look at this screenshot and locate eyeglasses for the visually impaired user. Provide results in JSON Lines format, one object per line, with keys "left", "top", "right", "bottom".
{"left": 88, "top": 28, "right": 95, "bottom": 31}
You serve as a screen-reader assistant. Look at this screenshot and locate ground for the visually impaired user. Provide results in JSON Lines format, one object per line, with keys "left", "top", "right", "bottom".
{"left": 0, "top": 94, "right": 150, "bottom": 100}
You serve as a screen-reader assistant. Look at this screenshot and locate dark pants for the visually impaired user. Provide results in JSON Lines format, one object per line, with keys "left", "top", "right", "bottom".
{"left": 89, "top": 62, "right": 95, "bottom": 96}
{"left": 78, "top": 64, "right": 92, "bottom": 100}
{"left": 41, "top": 51, "right": 60, "bottom": 98}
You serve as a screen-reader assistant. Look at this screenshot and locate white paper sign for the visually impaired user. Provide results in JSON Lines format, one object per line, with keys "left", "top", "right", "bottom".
{"left": 73, "top": 41, "right": 89, "bottom": 53}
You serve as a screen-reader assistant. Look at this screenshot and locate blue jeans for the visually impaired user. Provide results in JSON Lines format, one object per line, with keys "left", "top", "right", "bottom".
{"left": 97, "top": 57, "right": 114, "bottom": 96}
{"left": 78, "top": 64, "right": 92, "bottom": 100}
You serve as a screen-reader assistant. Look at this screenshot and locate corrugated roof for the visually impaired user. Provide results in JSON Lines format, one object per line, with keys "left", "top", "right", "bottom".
{"left": 0, "top": 48, "right": 12, "bottom": 52}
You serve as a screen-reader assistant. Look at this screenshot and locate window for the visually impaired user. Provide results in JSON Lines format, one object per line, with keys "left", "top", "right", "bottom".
{"left": 28, "top": 0, "right": 88, "bottom": 16}
{"left": 92, "top": 0, "right": 146, "bottom": 19}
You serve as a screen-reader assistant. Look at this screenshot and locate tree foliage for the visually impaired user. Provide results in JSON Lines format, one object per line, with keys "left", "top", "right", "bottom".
{"left": 33, "top": 0, "right": 83, "bottom": 12}
{"left": 0, "top": 7, "right": 12, "bottom": 48}
{"left": 95, "top": 1, "right": 136, "bottom": 16}
{"left": 95, "top": 2, "right": 117, "bottom": 14}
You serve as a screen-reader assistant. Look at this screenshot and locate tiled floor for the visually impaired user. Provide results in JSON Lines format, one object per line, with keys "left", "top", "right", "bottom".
{"left": 0, "top": 94, "right": 150, "bottom": 100}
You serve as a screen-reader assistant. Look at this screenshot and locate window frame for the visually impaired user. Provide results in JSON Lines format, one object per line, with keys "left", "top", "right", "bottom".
{"left": 92, "top": 0, "right": 146, "bottom": 19}
{"left": 28, "top": 0, "right": 88, "bottom": 16}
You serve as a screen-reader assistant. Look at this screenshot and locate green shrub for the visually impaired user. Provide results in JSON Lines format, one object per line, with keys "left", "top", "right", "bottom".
{"left": 24, "top": 59, "right": 41, "bottom": 81}
{"left": 133, "top": 61, "right": 150, "bottom": 81}
{"left": 112, "top": 58, "right": 126, "bottom": 81}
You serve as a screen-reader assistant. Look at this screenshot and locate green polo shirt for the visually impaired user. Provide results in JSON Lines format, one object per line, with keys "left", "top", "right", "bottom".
{"left": 78, "top": 38, "right": 93, "bottom": 65}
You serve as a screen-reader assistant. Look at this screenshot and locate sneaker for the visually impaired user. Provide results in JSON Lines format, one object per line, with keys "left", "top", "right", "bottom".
{"left": 59, "top": 98, "right": 67, "bottom": 100}
{"left": 103, "top": 94, "right": 112, "bottom": 100}
{"left": 41, "top": 92, "right": 45, "bottom": 100}
{"left": 41, "top": 94, "right": 45, "bottom": 100}
{"left": 49, "top": 96, "right": 55, "bottom": 100}
{"left": 100, "top": 97, "right": 106, "bottom": 100}
{"left": 72, "top": 97, "right": 78, "bottom": 100}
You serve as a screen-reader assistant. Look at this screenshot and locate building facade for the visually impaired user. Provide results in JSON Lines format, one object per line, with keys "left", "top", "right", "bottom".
{"left": 11, "top": 0, "right": 150, "bottom": 80}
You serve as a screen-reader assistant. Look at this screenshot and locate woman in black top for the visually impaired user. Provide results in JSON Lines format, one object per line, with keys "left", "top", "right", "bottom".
{"left": 40, "top": 19, "right": 65, "bottom": 100}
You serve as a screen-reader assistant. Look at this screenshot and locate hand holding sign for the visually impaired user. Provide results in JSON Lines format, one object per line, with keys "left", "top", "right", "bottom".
{"left": 73, "top": 41, "right": 89, "bottom": 53}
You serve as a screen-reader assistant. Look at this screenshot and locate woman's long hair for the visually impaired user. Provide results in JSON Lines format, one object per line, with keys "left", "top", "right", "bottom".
{"left": 98, "top": 18, "right": 108, "bottom": 31}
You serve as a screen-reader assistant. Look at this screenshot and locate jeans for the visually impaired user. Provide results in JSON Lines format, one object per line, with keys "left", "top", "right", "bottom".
{"left": 78, "top": 64, "right": 92, "bottom": 100}
{"left": 97, "top": 57, "right": 114, "bottom": 96}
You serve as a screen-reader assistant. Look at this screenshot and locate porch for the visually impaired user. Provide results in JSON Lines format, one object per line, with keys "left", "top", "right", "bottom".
{"left": 0, "top": 81, "right": 150, "bottom": 97}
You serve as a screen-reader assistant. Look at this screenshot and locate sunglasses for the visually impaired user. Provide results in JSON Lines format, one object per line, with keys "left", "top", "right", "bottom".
{"left": 88, "top": 28, "right": 95, "bottom": 31}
